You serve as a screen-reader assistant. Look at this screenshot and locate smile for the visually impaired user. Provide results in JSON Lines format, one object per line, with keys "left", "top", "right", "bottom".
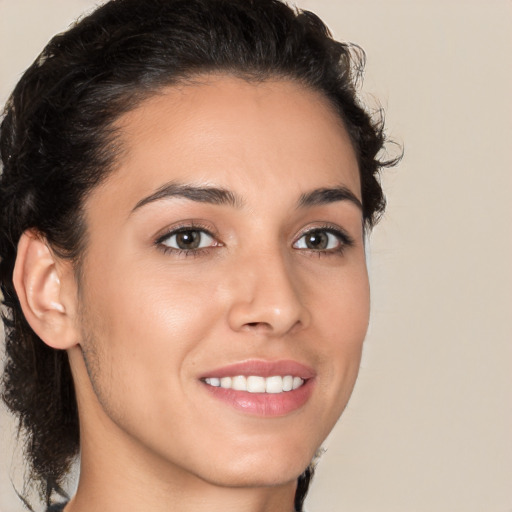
{"left": 204, "top": 375, "right": 305, "bottom": 393}
{"left": 200, "top": 360, "right": 315, "bottom": 417}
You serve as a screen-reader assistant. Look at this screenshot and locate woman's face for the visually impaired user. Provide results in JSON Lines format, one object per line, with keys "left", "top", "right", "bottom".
{"left": 72, "top": 76, "right": 370, "bottom": 488}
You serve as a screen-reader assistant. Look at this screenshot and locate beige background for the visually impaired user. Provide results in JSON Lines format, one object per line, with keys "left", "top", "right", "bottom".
{"left": 1, "top": 0, "right": 511, "bottom": 511}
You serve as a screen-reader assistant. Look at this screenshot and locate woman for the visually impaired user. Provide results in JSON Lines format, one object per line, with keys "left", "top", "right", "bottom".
{"left": 0, "top": 0, "right": 396, "bottom": 510}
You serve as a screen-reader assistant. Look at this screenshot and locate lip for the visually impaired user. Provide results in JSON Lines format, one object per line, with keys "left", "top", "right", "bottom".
{"left": 200, "top": 359, "right": 316, "bottom": 417}
{"left": 200, "top": 359, "right": 316, "bottom": 380}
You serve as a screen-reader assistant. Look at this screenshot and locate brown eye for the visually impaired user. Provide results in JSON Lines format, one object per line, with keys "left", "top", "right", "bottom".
{"left": 303, "top": 231, "right": 329, "bottom": 250}
{"left": 175, "top": 231, "right": 201, "bottom": 249}
{"left": 160, "top": 229, "right": 215, "bottom": 251}
{"left": 293, "top": 228, "right": 349, "bottom": 252}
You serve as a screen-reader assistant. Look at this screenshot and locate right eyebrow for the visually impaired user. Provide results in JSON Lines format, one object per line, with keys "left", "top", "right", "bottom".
{"left": 297, "top": 186, "right": 363, "bottom": 210}
{"left": 131, "top": 182, "right": 244, "bottom": 213}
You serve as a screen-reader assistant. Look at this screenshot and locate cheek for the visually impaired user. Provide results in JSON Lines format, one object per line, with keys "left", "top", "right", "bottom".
{"left": 79, "top": 259, "right": 223, "bottom": 407}
{"left": 310, "top": 264, "right": 370, "bottom": 410}
{"left": 314, "top": 263, "right": 370, "bottom": 346}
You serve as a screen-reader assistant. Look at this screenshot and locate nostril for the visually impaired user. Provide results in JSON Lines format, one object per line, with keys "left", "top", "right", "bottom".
{"left": 243, "top": 321, "right": 272, "bottom": 331}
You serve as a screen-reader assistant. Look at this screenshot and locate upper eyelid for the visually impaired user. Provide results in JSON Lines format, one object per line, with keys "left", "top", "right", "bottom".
{"left": 294, "top": 224, "right": 354, "bottom": 242}
{"left": 154, "top": 222, "right": 218, "bottom": 245}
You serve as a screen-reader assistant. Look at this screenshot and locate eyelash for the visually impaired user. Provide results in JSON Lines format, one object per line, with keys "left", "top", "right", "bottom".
{"left": 155, "top": 223, "right": 219, "bottom": 258}
{"left": 293, "top": 224, "right": 355, "bottom": 257}
{"left": 154, "top": 223, "right": 354, "bottom": 258}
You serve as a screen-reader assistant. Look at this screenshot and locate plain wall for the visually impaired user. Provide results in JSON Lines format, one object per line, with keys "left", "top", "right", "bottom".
{"left": 1, "top": 1, "right": 511, "bottom": 511}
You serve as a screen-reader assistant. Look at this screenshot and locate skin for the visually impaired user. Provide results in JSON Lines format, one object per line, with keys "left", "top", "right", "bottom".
{"left": 30, "top": 76, "right": 370, "bottom": 512}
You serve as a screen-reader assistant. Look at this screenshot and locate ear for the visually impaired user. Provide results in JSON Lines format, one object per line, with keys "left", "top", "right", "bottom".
{"left": 13, "top": 230, "right": 79, "bottom": 349}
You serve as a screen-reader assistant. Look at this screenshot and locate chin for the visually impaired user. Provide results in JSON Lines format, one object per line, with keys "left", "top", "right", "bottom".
{"left": 202, "top": 464, "right": 308, "bottom": 490}
{"left": 194, "top": 441, "right": 317, "bottom": 489}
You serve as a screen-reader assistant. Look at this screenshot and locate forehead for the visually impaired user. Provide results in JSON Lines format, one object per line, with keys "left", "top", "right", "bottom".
{"left": 90, "top": 75, "right": 360, "bottom": 213}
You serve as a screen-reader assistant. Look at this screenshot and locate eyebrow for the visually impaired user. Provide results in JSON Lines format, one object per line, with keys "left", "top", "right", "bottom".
{"left": 131, "top": 182, "right": 362, "bottom": 213}
{"left": 132, "top": 182, "right": 243, "bottom": 212}
{"left": 297, "top": 186, "right": 362, "bottom": 210}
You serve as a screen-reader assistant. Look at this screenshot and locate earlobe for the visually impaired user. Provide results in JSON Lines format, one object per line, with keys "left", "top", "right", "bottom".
{"left": 13, "top": 230, "right": 79, "bottom": 350}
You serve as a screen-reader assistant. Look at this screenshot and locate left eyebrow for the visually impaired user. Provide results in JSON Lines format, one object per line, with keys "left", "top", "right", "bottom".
{"left": 297, "top": 186, "right": 362, "bottom": 210}
{"left": 131, "top": 182, "right": 243, "bottom": 212}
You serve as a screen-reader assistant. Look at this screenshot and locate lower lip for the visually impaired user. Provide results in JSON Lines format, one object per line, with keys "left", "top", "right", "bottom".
{"left": 202, "top": 379, "right": 314, "bottom": 417}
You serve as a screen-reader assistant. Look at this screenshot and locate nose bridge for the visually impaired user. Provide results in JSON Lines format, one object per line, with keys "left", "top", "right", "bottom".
{"left": 226, "top": 242, "right": 309, "bottom": 335}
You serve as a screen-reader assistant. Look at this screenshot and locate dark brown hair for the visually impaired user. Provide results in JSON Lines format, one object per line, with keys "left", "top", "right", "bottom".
{"left": 0, "top": 0, "right": 397, "bottom": 508}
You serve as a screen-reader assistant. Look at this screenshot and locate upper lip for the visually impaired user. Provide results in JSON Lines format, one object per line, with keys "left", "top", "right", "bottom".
{"left": 200, "top": 359, "right": 316, "bottom": 380}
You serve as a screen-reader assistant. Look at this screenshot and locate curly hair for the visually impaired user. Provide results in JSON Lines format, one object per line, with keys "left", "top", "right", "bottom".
{"left": 0, "top": 0, "right": 398, "bottom": 508}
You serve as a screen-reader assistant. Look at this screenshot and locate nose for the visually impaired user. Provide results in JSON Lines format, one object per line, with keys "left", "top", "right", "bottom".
{"left": 226, "top": 249, "right": 310, "bottom": 336}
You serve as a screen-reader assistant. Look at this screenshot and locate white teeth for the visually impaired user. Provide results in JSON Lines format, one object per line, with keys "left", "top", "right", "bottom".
{"left": 204, "top": 375, "right": 305, "bottom": 393}
{"left": 247, "top": 376, "right": 266, "bottom": 393}
{"left": 232, "top": 375, "right": 246, "bottom": 391}
{"left": 265, "top": 375, "right": 283, "bottom": 394}
{"left": 220, "top": 377, "right": 232, "bottom": 389}
{"left": 282, "top": 375, "right": 293, "bottom": 392}
{"left": 292, "top": 376, "right": 303, "bottom": 390}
